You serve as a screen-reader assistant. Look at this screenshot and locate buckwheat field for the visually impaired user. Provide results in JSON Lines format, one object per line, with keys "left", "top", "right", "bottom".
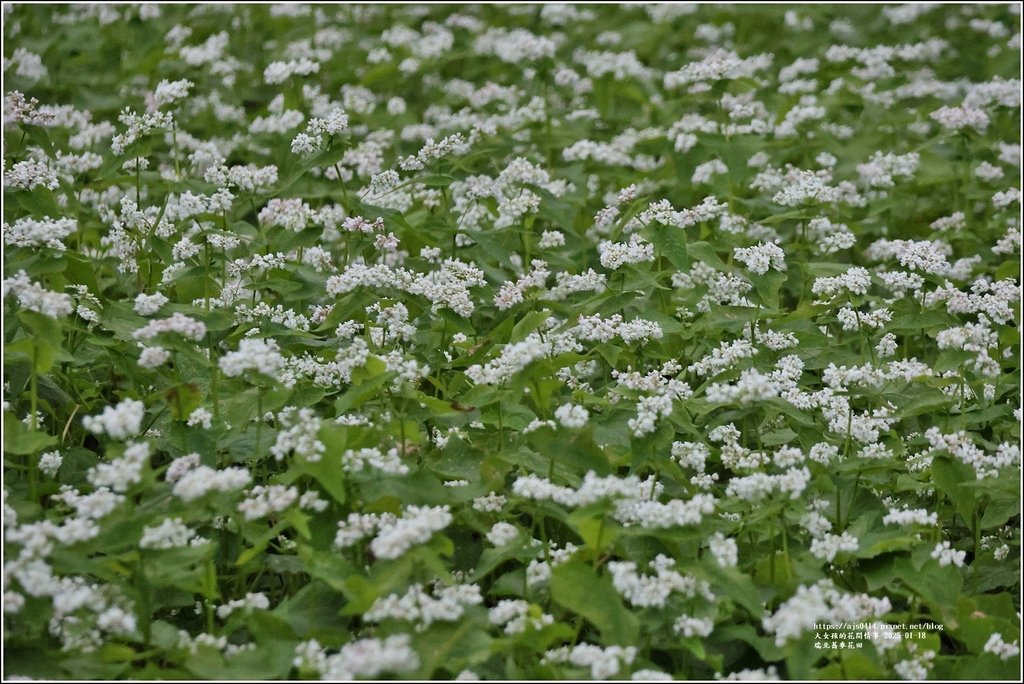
{"left": 2, "top": 3, "right": 1021, "bottom": 681}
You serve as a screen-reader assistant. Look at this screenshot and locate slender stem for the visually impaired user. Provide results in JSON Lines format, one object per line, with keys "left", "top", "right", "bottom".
{"left": 835, "top": 483, "right": 843, "bottom": 530}
{"left": 209, "top": 334, "right": 220, "bottom": 422}
{"left": 779, "top": 510, "right": 790, "bottom": 580}
{"left": 497, "top": 402, "right": 504, "bottom": 452}
{"left": 28, "top": 346, "right": 39, "bottom": 500}
{"left": 254, "top": 383, "right": 263, "bottom": 456}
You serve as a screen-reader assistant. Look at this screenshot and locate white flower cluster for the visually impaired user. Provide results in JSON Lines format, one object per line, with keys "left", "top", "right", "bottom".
{"left": 882, "top": 506, "right": 939, "bottom": 526}
{"left": 466, "top": 331, "right": 572, "bottom": 385}
{"left": 132, "top": 312, "right": 207, "bottom": 342}
{"left": 218, "top": 338, "right": 284, "bottom": 378}
{"left": 216, "top": 592, "right": 270, "bottom": 619}
{"left": 807, "top": 217, "right": 856, "bottom": 253}
{"left": 4, "top": 159, "right": 59, "bottom": 190}
{"left": 341, "top": 446, "right": 408, "bottom": 475}
{"left": 763, "top": 580, "right": 892, "bottom": 646}
{"left": 920, "top": 427, "right": 1020, "bottom": 479}
{"left": 613, "top": 494, "right": 717, "bottom": 528}
{"left": 38, "top": 450, "right": 63, "bottom": 477}
{"left": 930, "top": 540, "right": 966, "bottom": 567}
{"left": 513, "top": 470, "right": 660, "bottom": 508}
{"left": 82, "top": 399, "right": 145, "bottom": 440}
{"left": 674, "top": 614, "right": 714, "bottom": 638}
{"left": 554, "top": 402, "right": 590, "bottom": 429}
{"left": 263, "top": 57, "right": 320, "bottom": 85}
{"left": 689, "top": 339, "right": 757, "bottom": 377}
{"left": 204, "top": 162, "right": 279, "bottom": 192}
{"left": 543, "top": 643, "right": 638, "bottom": 679}
{"left": 811, "top": 266, "right": 872, "bottom": 300}
{"left": 237, "top": 485, "right": 299, "bottom": 521}
{"left": 166, "top": 453, "right": 251, "bottom": 502}
{"left": 3, "top": 216, "right": 77, "bottom": 250}
{"left": 293, "top": 635, "right": 419, "bottom": 680}
{"left": 488, "top": 599, "right": 554, "bottom": 634}
{"left": 664, "top": 47, "right": 772, "bottom": 88}
{"left": 326, "top": 259, "right": 486, "bottom": 317}
{"left": 724, "top": 467, "right": 811, "bottom": 502}
{"left": 139, "top": 517, "right": 205, "bottom": 549}
{"left": 485, "top": 521, "right": 519, "bottom": 547}
{"left": 87, "top": 441, "right": 150, "bottom": 492}
{"left": 151, "top": 78, "right": 193, "bottom": 107}
{"left": 364, "top": 582, "right": 482, "bottom": 630}
{"left": 133, "top": 292, "right": 168, "bottom": 316}
{"left": 357, "top": 505, "right": 453, "bottom": 560}
{"left": 930, "top": 105, "right": 989, "bottom": 133}
{"left": 598, "top": 234, "right": 655, "bottom": 269}
{"left": 291, "top": 107, "right": 348, "bottom": 153}
{"left": 809, "top": 531, "right": 859, "bottom": 563}
{"left": 2, "top": 270, "right": 74, "bottom": 317}
{"left": 269, "top": 407, "right": 324, "bottom": 462}
{"left": 639, "top": 196, "right": 728, "bottom": 229}
{"left": 856, "top": 151, "right": 920, "bottom": 188}
{"left": 473, "top": 27, "right": 557, "bottom": 63}
{"left": 493, "top": 260, "right": 550, "bottom": 310}
{"left": 705, "top": 355, "right": 804, "bottom": 405}
{"left": 983, "top": 633, "right": 1021, "bottom": 661}
{"left": 733, "top": 242, "right": 786, "bottom": 275}
{"left": 708, "top": 532, "right": 739, "bottom": 567}
{"left": 607, "top": 555, "right": 712, "bottom": 607}
{"left": 574, "top": 313, "right": 664, "bottom": 345}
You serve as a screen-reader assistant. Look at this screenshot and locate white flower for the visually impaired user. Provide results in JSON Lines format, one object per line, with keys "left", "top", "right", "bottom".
{"left": 39, "top": 451, "right": 63, "bottom": 477}
{"left": 882, "top": 507, "right": 938, "bottom": 526}
{"left": 216, "top": 592, "right": 270, "bottom": 619}
{"left": 543, "top": 643, "right": 638, "bottom": 679}
{"left": 763, "top": 580, "right": 891, "bottom": 646}
{"left": 140, "top": 517, "right": 202, "bottom": 549}
{"left": 294, "top": 635, "right": 419, "bottom": 680}
{"left": 138, "top": 345, "right": 170, "bottom": 369}
{"left": 930, "top": 541, "right": 966, "bottom": 567}
{"left": 708, "top": 532, "right": 738, "bottom": 567}
{"left": 186, "top": 407, "right": 213, "bottom": 429}
{"left": 132, "top": 312, "right": 206, "bottom": 342}
{"left": 984, "top": 633, "right": 1020, "bottom": 661}
{"left": 598, "top": 234, "right": 655, "bottom": 269}
{"left": 489, "top": 599, "right": 554, "bottom": 634}
{"left": 734, "top": 242, "right": 786, "bottom": 274}
{"left": 810, "top": 532, "right": 859, "bottom": 562}
{"left": 485, "top": 522, "right": 519, "bottom": 547}
{"left": 930, "top": 105, "right": 989, "bottom": 133}
{"left": 263, "top": 58, "right": 320, "bottom": 85}
{"left": 555, "top": 403, "right": 590, "bottom": 429}
{"left": 82, "top": 399, "right": 145, "bottom": 440}
{"left": 218, "top": 338, "right": 284, "bottom": 378}
{"left": 133, "top": 292, "right": 168, "bottom": 316}
{"left": 608, "top": 555, "right": 711, "bottom": 607}
{"left": 2, "top": 271, "right": 73, "bottom": 317}
{"left": 369, "top": 505, "right": 452, "bottom": 560}
{"left": 152, "top": 79, "right": 193, "bottom": 107}
{"left": 3, "top": 216, "right": 77, "bottom": 250}
{"left": 365, "top": 582, "right": 482, "bottom": 630}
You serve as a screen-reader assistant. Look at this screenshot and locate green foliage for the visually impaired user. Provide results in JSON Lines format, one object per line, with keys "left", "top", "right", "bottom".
{"left": 2, "top": 3, "right": 1020, "bottom": 682}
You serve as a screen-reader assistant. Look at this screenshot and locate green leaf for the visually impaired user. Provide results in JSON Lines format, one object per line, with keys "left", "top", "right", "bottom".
{"left": 894, "top": 556, "right": 962, "bottom": 618}
{"left": 647, "top": 224, "right": 689, "bottom": 271}
{"left": 4, "top": 413, "right": 57, "bottom": 455}
{"left": 748, "top": 269, "right": 787, "bottom": 309}
{"left": 163, "top": 383, "right": 203, "bottom": 421}
{"left": 930, "top": 456, "right": 977, "bottom": 524}
{"left": 549, "top": 559, "right": 639, "bottom": 646}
